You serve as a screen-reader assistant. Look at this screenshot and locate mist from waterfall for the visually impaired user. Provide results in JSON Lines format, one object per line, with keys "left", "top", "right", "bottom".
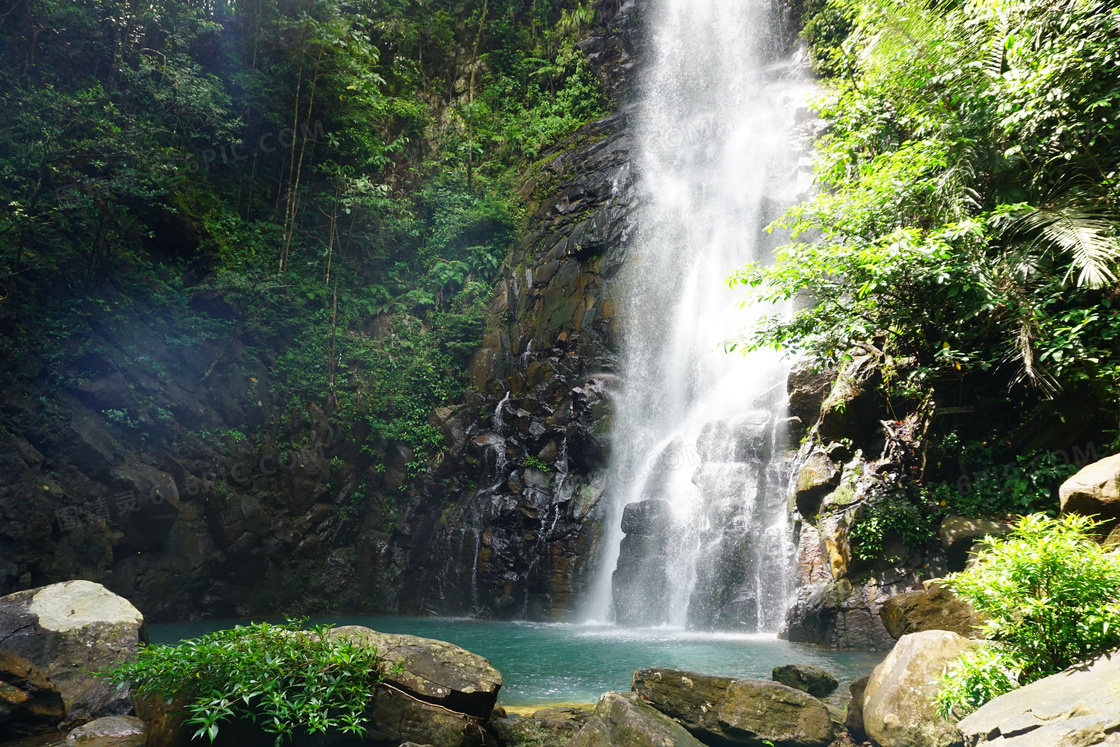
{"left": 583, "top": 0, "right": 814, "bottom": 631}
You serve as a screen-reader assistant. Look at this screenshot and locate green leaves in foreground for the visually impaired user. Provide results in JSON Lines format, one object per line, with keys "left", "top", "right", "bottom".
{"left": 935, "top": 513, "right": 1120, "bottom": 718}
{"left": 108, "top": 621, "right": 385, "bottom": 745}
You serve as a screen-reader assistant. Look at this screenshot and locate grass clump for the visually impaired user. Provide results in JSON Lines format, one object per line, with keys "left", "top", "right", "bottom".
{"left": 109, "top": 621, "right": 387, "bottom": 745}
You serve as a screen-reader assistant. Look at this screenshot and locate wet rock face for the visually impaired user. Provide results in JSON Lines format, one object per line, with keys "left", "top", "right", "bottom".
{"left": 780, "top": 351, "right": 950, "bottom": 649}
{"left": 396, "top": 3, "right": 644, "bottom": 618}
{"left": 0, "top": 648, "right": 65, "bottom": 739}
{"left": 0, "top": 580, "right": 145, "bottom": 727}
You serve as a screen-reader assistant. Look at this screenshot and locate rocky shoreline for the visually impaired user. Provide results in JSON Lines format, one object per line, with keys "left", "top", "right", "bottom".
{"left": 5, "top": 579, "right": 1120, "bottom": 747}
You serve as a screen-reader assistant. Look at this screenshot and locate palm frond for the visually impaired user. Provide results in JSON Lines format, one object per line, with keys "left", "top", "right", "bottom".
{"left": 1006, "top": 187, "right": 1120, "bottom": 289}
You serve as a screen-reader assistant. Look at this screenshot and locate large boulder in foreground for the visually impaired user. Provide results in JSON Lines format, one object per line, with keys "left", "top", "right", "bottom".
{"left": 0, "top": 648, "right": 66, "bottom": 739}
{"left": 328, "top": 625, "right": 501, "bottom": 718}
{"left": 570, "top": 691, "right": 705, "bottom": 747}
{"left": 879, "top": 586, "right": 985, "bottom": 640}
{"left": 1060, "top": 452, "right": 1120, "bottom": 523}
{"left": 958, "top": 651, "right": 1120, "bottom": 746}
{"left": 863, "top": 630, "right": 976, "bottom": 747}
{"left": 0, "top": 580, "right": 145, "bottom": 726}
{"left": 632, "top": 667, "right": 834, "bottom": 747}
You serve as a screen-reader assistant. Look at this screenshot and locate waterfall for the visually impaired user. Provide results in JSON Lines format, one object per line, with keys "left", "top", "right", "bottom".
{"left": 583, "top": 0, "right": 813, "bottom": 630}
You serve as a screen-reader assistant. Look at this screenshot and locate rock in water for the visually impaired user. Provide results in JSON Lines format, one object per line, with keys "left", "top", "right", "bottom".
{"left": 570, "top": 691, "right": 706, "bottom": 747}
{"left": 957, "top": 651, "right": 1120, "bottom": 746}
{"left": 879, "top": 586, "right": 985, "bottom": 639}
{"left": 863, "top": 630, "right": 975, "bottom": 747}
{"left": 1060, "top": 452, "right": 1120, "bottom": 524}
{"left": 66, "top": 715, "right": 147, "bottom": 745}
{"left": 0, "top": 648, "right": 66, "bottom": 738}
{"left": 772, "top": 664, "right": 838, "bottom": 698}
{"left": 327, "top": 625, "right": 502, "bottom": 718}
{"left": 490, "top": 709, "right": 586, "bottom": 747}
{"left": 0, "top": 580, "right": 145, "bottom": 726}
{"left": 632, "top": 668, "right": 834, "bottom": 747}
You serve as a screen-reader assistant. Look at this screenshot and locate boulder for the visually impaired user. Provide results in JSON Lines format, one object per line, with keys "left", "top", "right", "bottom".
{"left": 0, "top": 648, "right": 66, "bottom": 739}
{"left": 570, "top": 691, "right": 705, "bottom": 747}
{"left": 863, "top": 630, "right": 976, "bottom": 747}
{"left": 489, "top": 710, "right": 585, "bottom": 747}
{"left": 66, "top": 715, "right": 147, "bottom": 745}
{"left": 328, "top": 626, "right": 502, "bottom": 718}
{"left": 1060, "top": 453, "right": 1120, "bottom": 523}
{"left": 772, "top": 664, "right": 838, "bottom": 698}
{"left": 845, "top": 673, "right": 870, "bottom": 743}
{"left": 879, "top": 586, "right": 985, "bottom": 639}
{"left": 0, "top": 580, "right": 146, "bottom": 726}
{"left": 794, "top": 452, "right": 840, "bottom": 521}
{"left": 632, "top": 668, "right": 834, "bottom": 746}
{"left": 939, "top": 517, "right": 1012, "bottom": 571}
{"left": 957, "top": 651, "right": 1120, "bottom": 746}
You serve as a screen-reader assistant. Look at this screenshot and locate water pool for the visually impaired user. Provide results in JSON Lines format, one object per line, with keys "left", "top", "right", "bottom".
{"left": 149, "top": 616, "right": 883, "bottom": 707}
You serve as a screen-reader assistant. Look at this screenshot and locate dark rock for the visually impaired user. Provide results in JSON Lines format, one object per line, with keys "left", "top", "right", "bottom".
{"left": 816, "top": 355, "right": 886, "bottom": 452}
{"left": 794, "top": 452, "right": 840, "bottom": 521}
{"left": 787, "top": 363, "right": 834, "bottom": 435}
{"left": 863, "top": 630, "right": 975, "bottom": 747}
{"left": 845, "top": 673, "right": 870, "bottom": 743}
{"left": 939, "top": 517, "right": 1012, "bottom": 572}
{"left": 328, "top": 626, "right": 502, "bottom": 719}
{"left": 957, "top": 650, "right": 1120, "bottom": 746}
{"left": 0, "top": 580, "right": 146, "bottom": 727}
{"left": 632, "top": 668, "right": 834, "bottom": 747}
{"left": 489, "top": 714, "right": 583, "bottom": 747}
{"left": 781, "top": 580, "right": 902, "bottom": 651}
{"left": 66, "top": 715, "right": 147, "bottom": 745}
{"left": 570, "top": 691, "right": 705, "bottom": 747}
{"left": 772, "top": 664, "right": 838, "bottom": 698}
{"left": 0, "top": 648, "right": 66, "bottom": 739}
{"left": 620, "top": 500, "right": 671, "bottom": 536}
{"left": 879, "top": 586, "right": 985, "bottom": 640}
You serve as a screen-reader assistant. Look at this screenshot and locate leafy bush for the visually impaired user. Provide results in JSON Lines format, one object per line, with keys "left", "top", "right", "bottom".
{"left": 109, "top": 621, "right": 387, "bottom": 745}
{"left": 935, "top": 514, "right": 1120, "bottom": 718}
{"left": 848, "top": 495, "right": 936, "bottom": 562}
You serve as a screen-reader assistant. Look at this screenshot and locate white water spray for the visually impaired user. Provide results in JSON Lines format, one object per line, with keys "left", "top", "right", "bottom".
{"left": 584, "top": 0, "right": 813, "bottom": 630}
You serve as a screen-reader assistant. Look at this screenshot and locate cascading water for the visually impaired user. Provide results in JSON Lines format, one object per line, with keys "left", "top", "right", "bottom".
{"left": 584, "top": 0, "right": 814, "bottom": 630}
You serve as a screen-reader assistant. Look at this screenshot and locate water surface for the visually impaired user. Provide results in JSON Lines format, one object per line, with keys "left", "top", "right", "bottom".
{"left": 150, "top": 617, "right": 882, "bottom": 707}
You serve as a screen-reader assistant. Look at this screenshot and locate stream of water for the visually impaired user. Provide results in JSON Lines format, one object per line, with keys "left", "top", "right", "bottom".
{"left": 582, "top": 0, "right": 814, "bottom": 628}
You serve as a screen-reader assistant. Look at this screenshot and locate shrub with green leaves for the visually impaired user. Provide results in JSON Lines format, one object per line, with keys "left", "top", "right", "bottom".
{"left": 108, "top": 621, "right": 386, "bottom": 745}
{"left": 935, "top": 513, "right": 1120, "bottom": 718}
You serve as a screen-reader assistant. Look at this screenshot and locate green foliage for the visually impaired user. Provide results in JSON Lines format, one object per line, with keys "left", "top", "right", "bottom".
{"left": 934, "top": 645, "right": 1020, "bottom": 719}
{"left": 935, "top": 514, "right": 1120, "bottom": 717}
{"left": 731, "top": 0, "right": 1120, "bottom": 418}
{"left": 524, "top": 455, "right": 552, "bottom": 472}
{"left": 926, "top": 438, "right": 1077, "bottom": 517}
{"left": 108, "top": 621, "right": 387, "bottom": 745}
{"left": 848, "top": 494, "right": 935, "bottom": 562}
{"left": 0, "top": 0, "right": 607, "bottom": 477}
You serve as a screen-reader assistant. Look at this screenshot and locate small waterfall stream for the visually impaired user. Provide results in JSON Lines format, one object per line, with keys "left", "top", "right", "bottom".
{"left": 584, "top": 0, "right": 813, "bottom": 630}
